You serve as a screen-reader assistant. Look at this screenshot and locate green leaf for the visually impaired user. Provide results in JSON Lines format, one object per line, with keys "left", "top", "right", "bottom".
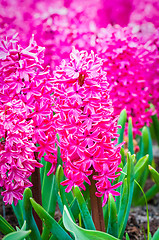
{"left": 0, "top": 215, "right": 15, "bottom": 235}
{"left": 140, "top": 126, "right": 149, "bottom": 157}
{"left": 117, "top": 179, "right": 128, "bottom": 229}
{"left": 56, "top": 165, "right": 74, "bottom": 220}
{"left": 81, "top": 182, "right": 90, "bottom": 205}
{"left": 20, "top": 221, "right": 27, "bottom": 231}
{"left": 134, "top": 155, "right": 149, "bottom": 181}
{"left": 56, "top": 198, "right": 80, "bottom": 232}
{"left": 63, "top": 206, "right": 119, "bottom": 240}
{"left": 118, "top": 153, "right": 134, "bottom": 239}
{"left": 120, "top": 148, "right": 125, "bottom": 166}
{"left": 56, "top": 134, "right": 62, "bottom": 167}
{"left": 148, "top": 165, "right": 159, "bottom": 187}
{"left": 128, "top": 117, "right": 134, "bottom": 155}
{"left": 42, "top": 162, "right": 56, "bottom": 212}
{"left": 2, "top": 230, "right": 31, "bottom": 240}
{"left": 30, "top": 198, "right": 72, "bottom": 240}
{"left": 42, "top": 162, "right": 57, "bottom": 216}
{"left": 73, "top": 186, "right": 95, "bottom": 230}
{"left": 134, "top": 127, "right": 153, "bottom": 204}
{"left": 103, "top": 201, "right": 109, "bottom": 231}
{"left": 107, "top": 194, "right": 118, "bottom": 238}
{"left": 12, "top": 200, "right": 24, "bottom": 228}
{"left": 138, "top": 127, "right": 153, "bottom": 165}
{"left": 23, "top": 188, "right": 41, "bottom": 240}
{"left": 126, "top": 233, "right": 130, "bottom": 240}
{"left": 117, "top": 109, "right": 127, "bottom": 145}
{"left": 40, "top": 157, "right": 45, "bottom": 184}
{"left": 149, "top": 232, "right": 152, "bottom": 240}
{"left": 69, "top": 198, "right": 80, "bottom": 221}
{"left": 151, "top": 113, "right": 159, "bottom": 145}
{"left": 137, "top": 184, "right": 159, "bottom": 205}
{"left": 42, "top": 173, "right": 58, "bottom": 240}
{"left": 115, "top": 163, "right": 128, "bottom": 212}
{"left": 147, "top": 128, "right": 153, "bottom": 165}
{"left": 132, "top": 155, "right": 149, "bottom": 205}
{"left": 57, "top": 194, "right": 63, "bottom": 215}
{"left": 152, "top": 228, "right": 159, "bottom": 240}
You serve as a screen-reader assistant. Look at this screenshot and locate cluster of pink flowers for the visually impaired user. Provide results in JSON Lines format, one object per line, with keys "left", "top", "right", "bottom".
{"left": 93, "top": 25, "right": 154, "bottom": 136}
{"left": 30, "top": 1, "right": 100, "bottom": 69}
{"left": 0, "top": 99, "right": 42, "bottom": 205}
{"left": 130, "top": 0, "right": 159, "bottom": 27}
{"left": 18, "top": 1, "right": 156, "bottom": 135}
{"left": 0, "top": 0, "right": 159, "bottom": 205}
{"left": 52, "top": 48, "right": 122, "bottom": 206}
{"left": 0, "top": 35, "right": 56, "bottom": 204}
{"left": 136, "top": 26, "right": 159, "bottom": 118}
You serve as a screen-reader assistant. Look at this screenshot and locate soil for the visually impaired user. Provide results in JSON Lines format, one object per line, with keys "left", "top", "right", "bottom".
{"left": 0, "top": 196, "right": 18, "bottom": 239}
{"left": 124, "top": 193, "right": 159, "bottom": 240}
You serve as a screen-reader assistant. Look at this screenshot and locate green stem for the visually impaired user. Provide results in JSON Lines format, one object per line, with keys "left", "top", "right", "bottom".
{"left": 134, "top": 180, "right": 150, "bottom": 240}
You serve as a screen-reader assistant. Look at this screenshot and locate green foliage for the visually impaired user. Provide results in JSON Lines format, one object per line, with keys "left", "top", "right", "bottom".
{"left": 12, "top": 200, "right": 24, "bottom": 228}
{"left": 56, "top": 165, "right": 75, "bottom": 220}
{"left": 118, "top": 153, "right": 135, "bottom": 239}
{"left": 122, "top": 112, "right": 157, "bottom": 206}
{"left": 117, "top": 109, "right": 127, "bottom": 145}
{"left": 30, "top": 197, "right": 72, "bottom": 240}
{"left": 128, "top": 117, "right": 134, "bottom": 155}
{"left": 2, "top": 221, "right": 31, "bottom": 240}
{"left": 0, "top": 215, "right": 15, "bottom": 235}
{"left": 73, "top": 186, "right": 95, "bottom": 230}
{"left": 107, "top": 194, "right": 118, "bottom": 237}
{"left": 63, "top": 206, "right": 119, "bottom": 240}
{"left": 125, "top": 233, "right": 130, "bottom": 240}
{"left": 136, "top": 166, "right": 159, "bottom": 206}
{"left": 148, "top": 165, "right": 159, "bottom": 187}
{"left": 152, "top": 228, "right": 159, "bottom": 240}
{"left": 23, "top": 188, "right": 41, "bottom": 240}
{"left": 151, "top": 113, "right": 159, "bottom": 145}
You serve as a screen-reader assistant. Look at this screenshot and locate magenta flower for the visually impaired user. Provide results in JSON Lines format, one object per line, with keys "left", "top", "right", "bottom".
{"left": 0, "top": 100, "right": 43, "bottom": 205}
{"left": 0, "top": 0, "right": 158, "bottom": 206}
{"left": 93, "top": 25, "right": 155, "bottom": 136}
{"left": 130, "top": 0, "right": 159, "bottom": 28}
{"left": 97, "top": 0, "right": 133, "bottom": 27}
{"left": 53, "top": 48, "right": 122, "bottom": 206}
{"left": 132, "top": 26, "right": 159, "bottom": 118}
{"left": 95, "top": 181, "right": 122, "bottom": 207}
{"left": 0, "top": 35, "right": 56, "bottom": 204}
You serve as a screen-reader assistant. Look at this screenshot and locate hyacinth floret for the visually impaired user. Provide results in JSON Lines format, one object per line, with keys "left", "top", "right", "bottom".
{"left": 53, "top": 47, "right": 122, "bottom": 206}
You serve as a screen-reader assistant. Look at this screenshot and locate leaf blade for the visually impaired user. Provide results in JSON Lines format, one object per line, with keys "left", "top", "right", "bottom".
{"left": 63, "top": 206, "right": 119, "bottom": 240}
{"left": 30, "top": 198, "right": 72, "bottom": 240}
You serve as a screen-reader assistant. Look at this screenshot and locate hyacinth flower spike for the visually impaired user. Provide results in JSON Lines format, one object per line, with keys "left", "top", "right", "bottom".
{"left": 53, "top": 47, "right": 123, "bottom": 231}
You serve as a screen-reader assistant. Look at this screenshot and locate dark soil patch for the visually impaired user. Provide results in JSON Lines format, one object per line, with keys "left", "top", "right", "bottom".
{"left": 0, "top": 196, "right": 18, "bottom": 240}
{"left": 124, "top": 193, "right": 159, "bottom": 239}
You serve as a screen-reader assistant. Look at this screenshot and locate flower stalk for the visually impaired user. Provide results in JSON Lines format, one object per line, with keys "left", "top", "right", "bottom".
{"left": 31, "top": 152, "right": 42, "bottom": 233}
{"left": 89, "top": 171, "right": 105, "bottom": 232}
